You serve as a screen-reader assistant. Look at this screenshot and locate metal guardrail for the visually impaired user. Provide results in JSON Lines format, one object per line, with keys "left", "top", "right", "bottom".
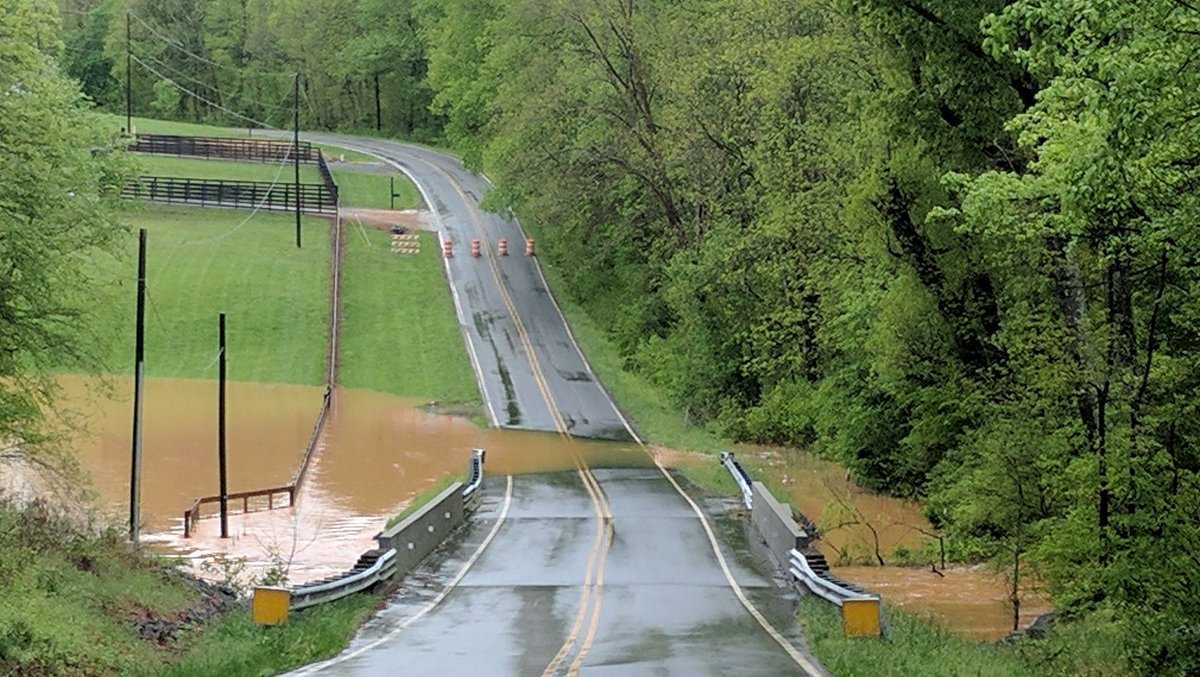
{"left": 789, "top": 549, "right": 878, "bottom": 606}
{"left": 291, "top": 549, "right": 398, "bottom": 611}
{"left": 720, "top": 451, "right": 754, "bottom": 509}
{"left": 463, "top": 449, "right": 486, "bottom": 506}
{"left": 253, "top": 449, "right": 488, "bottom": 621}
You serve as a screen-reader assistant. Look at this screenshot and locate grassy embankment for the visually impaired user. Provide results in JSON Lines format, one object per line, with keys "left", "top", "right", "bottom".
{"left": 0, "top": 498, "right": 380, "bottom": 676}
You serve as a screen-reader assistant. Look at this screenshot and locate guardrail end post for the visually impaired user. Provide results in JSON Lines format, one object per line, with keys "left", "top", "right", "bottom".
{"left": 252, "top": 587, "right": 291, "bottom": 625}
{"left": 842, "top": 598, "right": 882, "bottom": 638}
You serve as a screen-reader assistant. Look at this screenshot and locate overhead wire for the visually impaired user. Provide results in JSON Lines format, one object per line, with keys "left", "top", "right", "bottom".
{"left": 131, "top": 47, "right": 293, "bottom": 115}
{"left": 130, "top": 53, "right": 276, "bottom": 129}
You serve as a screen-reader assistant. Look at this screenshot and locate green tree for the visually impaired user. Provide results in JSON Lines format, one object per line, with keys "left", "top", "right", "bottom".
{"left": 1, "top": 0, "right": 130, "bottom": 472}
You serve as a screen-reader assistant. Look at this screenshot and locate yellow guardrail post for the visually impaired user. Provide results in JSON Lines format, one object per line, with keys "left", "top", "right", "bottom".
{"left": 252, "top": 586, "right": 291, "bottom": 625}
{"left": 841, "top": 597, "right": 882, "bottom": 637}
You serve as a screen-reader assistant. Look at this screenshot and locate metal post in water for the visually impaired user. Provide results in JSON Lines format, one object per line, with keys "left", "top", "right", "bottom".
{"left": 128, "top": 228, "right": 146, "bottom": 545}
{"left": 293, "top": 72, "right": 302, "bottom": 249}
{"left": 218, "top": 313, "right": 229, "bottom": 538}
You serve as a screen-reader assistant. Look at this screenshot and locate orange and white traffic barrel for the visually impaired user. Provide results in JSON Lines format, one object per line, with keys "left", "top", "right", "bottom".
{"left": 442, "top": 239, "right": 453, "bottom": 258}
{"left": 498, "top": 238, "right": 509, "bottom": 256}
{"left": 525, "top": 238, "right": 536, "bottom": 256}
{"left": 471, "top": 239, "right": 482, "bottom": 258}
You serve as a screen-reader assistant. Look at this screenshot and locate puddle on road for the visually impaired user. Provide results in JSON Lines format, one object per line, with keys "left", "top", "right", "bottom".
{"left": 64, "top": 376, "right": 646, "bottom": 584}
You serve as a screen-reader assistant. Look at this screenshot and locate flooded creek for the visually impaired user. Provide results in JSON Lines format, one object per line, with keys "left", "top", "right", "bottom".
{"left": 740, "top": 446, "right": 1052, "bottom": 641}
{"left": 62, "top": 376, "right": 1050, "bottom": 638}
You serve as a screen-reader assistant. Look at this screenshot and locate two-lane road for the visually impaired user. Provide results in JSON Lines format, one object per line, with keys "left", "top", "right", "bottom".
{"left": 285, "top": 133, "right": 823, "bottom": 676}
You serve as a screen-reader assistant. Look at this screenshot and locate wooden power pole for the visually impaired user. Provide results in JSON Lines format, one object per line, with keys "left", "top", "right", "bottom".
{"left": 293, "top": 73, "right": 302, "bottom": 249}
{"left": 218, "top": 313, "right": 229, "bottom": 538}
{"left": 128, "top": 228, "right": 146, "bottom": 545}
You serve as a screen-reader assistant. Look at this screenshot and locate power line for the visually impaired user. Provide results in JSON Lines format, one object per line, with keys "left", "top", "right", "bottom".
{"left": 130, "top": 53, "right": 276, "bottom": 129}
{"left": 128, "top": 11, "right": 293, "bottom": 79}
{"left": 131, "top": 47, "right": 292, "bottom": 114}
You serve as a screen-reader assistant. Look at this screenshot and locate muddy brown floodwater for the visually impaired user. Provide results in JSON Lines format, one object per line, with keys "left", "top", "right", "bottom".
{"left": 62, "top": 376, "right": 647, "bottom": 585}
{"left": 62, "top": 376, "right": 1049, "bottom": 639}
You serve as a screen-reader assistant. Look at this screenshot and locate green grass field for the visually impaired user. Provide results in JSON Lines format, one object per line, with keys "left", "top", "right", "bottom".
{"left": 330, "top": 167, "right": 422, "bottom": 211}
{"left": 80, "top": 204, "right": 331, "bottom": 385}
{"left": 338, "top": 226, "right": 477, "bottom": 404}
{"left": 133, "top": 154, "right": 323, "bottom": 183}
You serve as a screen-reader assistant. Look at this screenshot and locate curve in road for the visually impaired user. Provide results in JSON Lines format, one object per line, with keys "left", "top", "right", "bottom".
{"left": 289, "top": 132, "right": 823, "bottom": 676}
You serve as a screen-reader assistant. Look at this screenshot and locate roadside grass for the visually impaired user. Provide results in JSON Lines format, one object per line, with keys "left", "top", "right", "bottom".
{"left": 144, "top": 594, "right": 381, "bottom": 677}
{"left": 383, "top": 476, "right": 458, "bottom": 529}
{"left": 132, "top": 154, "right": 322, "bottom": 183}
{"left": 331, "top": 167, "right": 422, "bottom": 210}
{"left": 76, "top": 203, "right": 330, "bottom": 384}
{"left": 0, "top": 501, "right": 199, "bottom": 675}
{"left": 798, "top": 596, "right": 1033, "bottom": 677}
{"left": 798, "top": 596, "right": 1126, "bottom": 677}
{"left": 339, "top": 226, "right": 478, "bottom": 405}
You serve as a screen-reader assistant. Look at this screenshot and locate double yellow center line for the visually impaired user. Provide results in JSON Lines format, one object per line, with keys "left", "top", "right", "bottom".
{"left": 427, "top": 162, "right": 612, "bottom": 676}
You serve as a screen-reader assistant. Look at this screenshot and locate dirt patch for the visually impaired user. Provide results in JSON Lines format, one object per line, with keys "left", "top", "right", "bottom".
{"left": 342, "top": 208, "right": 431, "bottom": 232}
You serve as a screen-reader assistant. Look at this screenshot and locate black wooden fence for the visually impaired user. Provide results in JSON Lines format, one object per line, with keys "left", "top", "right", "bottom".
{"left": 122, "top": 176, "right": 337, "bottom": 214}
{"left": 130, "top": 134, "right": 321, "bottom": 163}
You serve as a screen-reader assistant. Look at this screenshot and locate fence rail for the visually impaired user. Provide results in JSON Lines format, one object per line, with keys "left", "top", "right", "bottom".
{"left": 182, "top": 485, "right": 295, "bottom": 538}
{"left": 122, "top": 176, "right": 336, "bottom": 214}
{"left": 721, "top": 451, "right": 754, "bottom": 509}
{"left": 131, "top": 133, "right": 321, "bottom": 163}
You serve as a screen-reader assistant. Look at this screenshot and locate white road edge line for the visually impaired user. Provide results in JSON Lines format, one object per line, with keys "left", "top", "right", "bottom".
{"left": 294, "top": 474, "right": 514, "bottom": 675}
{"left": 322, "top": 140, "right": 500, "bottom": 428}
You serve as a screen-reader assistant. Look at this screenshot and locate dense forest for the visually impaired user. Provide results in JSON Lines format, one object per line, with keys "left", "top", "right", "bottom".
{"left": 43, "top": 0, "right": 1200, "bottom": 672}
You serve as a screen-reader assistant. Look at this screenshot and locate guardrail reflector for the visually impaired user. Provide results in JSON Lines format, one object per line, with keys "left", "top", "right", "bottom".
{"left": 841, "top": 598, "right": 881, "bottom": 637}
{"left": 253, "top": 587, "right": 291, "bottom": 625}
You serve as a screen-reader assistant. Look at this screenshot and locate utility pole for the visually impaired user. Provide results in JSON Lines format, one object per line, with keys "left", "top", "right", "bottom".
{"left": 390, "top": 175, "right": 395, "bottom": 210}
{"left": 293, "top": 72, "right": 302, "bottom": 249}
{"left": 128, "top": 228, "right": 147, "bottom": 546}
{"left": 125, "top": 12, "right": 132, "bottom": 135}
{"left": 218, "top": 313, "right": 229, "bottom": 539}
{"left": 374, "top": 72, "right": 382, "bottom": 132}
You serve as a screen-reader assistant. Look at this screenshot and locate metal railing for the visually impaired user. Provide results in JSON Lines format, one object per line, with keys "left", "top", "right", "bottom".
{"left": 721, "top": 451, "right": 754, "bottom": 509}
{"left": 255, "top": 450, "right": 487, "bottom": 616}
{"left": 122, "top": 176, "right": 337, "bottom": 214}
{"left": 463, "top": 449, "right": 486, "bottom": 506}
{"left": 131, "top": 133, "right": 320, "bottom": 163}
{"left": 789, "top": 549, "right": 878, "bottom": 607}
{"left": 290, "top": 549, "right": 398, "bottom": 611}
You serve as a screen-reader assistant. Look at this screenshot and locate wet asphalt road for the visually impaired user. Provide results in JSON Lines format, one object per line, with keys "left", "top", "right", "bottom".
{"left": 317, "top": 135, "right": 634, "bottom": 440}
{"left": 296, "top": 471, "right": 814, "bottom": 676}
{"left": 279, "top": 134, "right": 820, "bottom": 675}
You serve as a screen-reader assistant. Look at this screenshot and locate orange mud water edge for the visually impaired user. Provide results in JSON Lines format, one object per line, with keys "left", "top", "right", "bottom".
{"left": 670, "top": 446, "right": 1053, "bottom": 641}
{"left": 59, "top": 375, "right": 647, "bottom": 585}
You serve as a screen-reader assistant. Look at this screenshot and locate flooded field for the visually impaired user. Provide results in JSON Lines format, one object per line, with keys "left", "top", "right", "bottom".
{"left": 61, "top": 376, "right": 1050, "bottom": 638}
{"left": 63, "top": 376, "right": 647, "bottom": 584}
